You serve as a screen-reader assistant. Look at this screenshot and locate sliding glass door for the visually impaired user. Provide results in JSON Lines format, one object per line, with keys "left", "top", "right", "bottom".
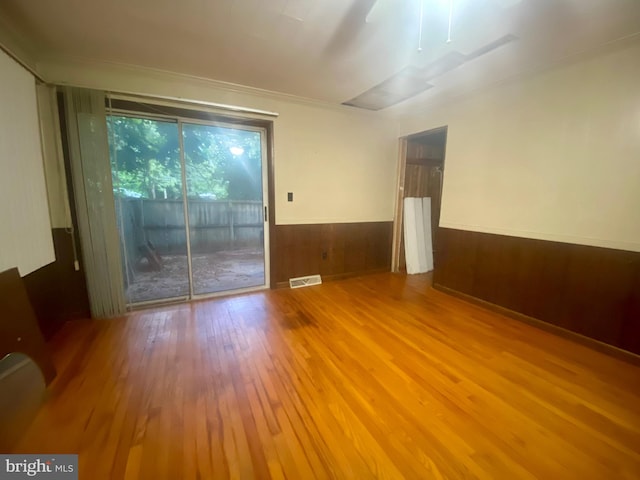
{"left": 108, "top": 114, "right": 268, "bottom": 305}
{"left": 183, "top": 123, "right": 266, "bottom": 295}
{"left": 108, "top": 115, "right": 189, "bottom": 304}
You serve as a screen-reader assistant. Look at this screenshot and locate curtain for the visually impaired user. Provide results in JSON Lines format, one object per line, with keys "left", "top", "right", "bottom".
{"left": 62, "top": 87, "right": 126, "bottom": 317}
{"left": 36, "top": 83, "right": 73, "bottom": 230}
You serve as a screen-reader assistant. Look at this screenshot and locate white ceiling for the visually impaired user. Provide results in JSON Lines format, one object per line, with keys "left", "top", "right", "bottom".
{"left": 2, "top": 0, "right": 640, "bottom": 111}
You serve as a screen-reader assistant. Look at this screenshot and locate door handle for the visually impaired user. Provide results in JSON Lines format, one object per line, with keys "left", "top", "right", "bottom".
{"left": 264, "top": 206, "right": 268, "bottom": 222}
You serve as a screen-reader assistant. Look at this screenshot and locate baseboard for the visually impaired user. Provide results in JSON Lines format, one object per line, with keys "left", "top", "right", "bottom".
{"left": 433, "top": 227, "right": 640, "bottom": 354}
{"left": 433, "top": 283, "right": 640, "bottom": 366}
{"left": 275, "top": 268, "right": 390, "bottom": 290}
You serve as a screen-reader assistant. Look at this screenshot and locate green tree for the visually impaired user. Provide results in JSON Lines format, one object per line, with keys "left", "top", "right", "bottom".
{"left": 108, "top": 116, "right": 263, "bottom": 201}
{"left": 107, "top": 116, "right": 181, "bottom": 199}
{"left": 183, "top": 124, "right": 262, "bottom": 201}
{"left": 183, "top": 124, "right": 230, "bottom": 200}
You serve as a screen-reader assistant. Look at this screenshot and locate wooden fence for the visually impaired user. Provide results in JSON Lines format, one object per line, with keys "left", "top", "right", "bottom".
{"left": 115, "top": 198, "right": 264, "bottom": 257}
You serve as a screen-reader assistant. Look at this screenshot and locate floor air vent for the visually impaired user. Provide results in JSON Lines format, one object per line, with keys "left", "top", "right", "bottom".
{"left": 289, "top": 275, "right": 322, "bottom": 289}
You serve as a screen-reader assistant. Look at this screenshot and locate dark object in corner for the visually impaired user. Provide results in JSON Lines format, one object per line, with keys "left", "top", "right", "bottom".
{"left": 0, "top": 268, "right": 56, "bottom": 385}
{"left": 22, "top": 229, "right": 91, "bottom": 339}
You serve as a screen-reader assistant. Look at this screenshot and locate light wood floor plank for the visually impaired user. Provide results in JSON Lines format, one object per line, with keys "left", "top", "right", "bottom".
{"left": 12, "top": 273, "right": 640, "bottom": 479}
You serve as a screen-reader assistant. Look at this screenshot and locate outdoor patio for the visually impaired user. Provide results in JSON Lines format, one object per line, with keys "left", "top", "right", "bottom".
{"left": 126, "top": 248, "right": 265, "bottom": 303}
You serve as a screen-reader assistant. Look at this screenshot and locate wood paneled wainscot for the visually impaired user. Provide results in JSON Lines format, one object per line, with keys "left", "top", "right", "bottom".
{"left": 434, "top": 228, "right": 640, "bottom": 355}
{"left": 274, "top": 222, "right": 392, "bottom": 287}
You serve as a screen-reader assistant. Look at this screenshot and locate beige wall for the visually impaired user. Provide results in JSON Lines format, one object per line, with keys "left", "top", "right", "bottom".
{"left": 39, "top": 59, "right": 398, "bottom": 225}
{"left": 399, "top": 38, "right": 640, "bottom": 253}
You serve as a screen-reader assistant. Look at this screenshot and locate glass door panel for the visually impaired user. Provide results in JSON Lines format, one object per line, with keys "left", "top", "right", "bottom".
{"left": 182, "top": 123, "right": 266, "bottom": 295}
{"left": 108, "top": 115, "right": 190, "bottom": 304}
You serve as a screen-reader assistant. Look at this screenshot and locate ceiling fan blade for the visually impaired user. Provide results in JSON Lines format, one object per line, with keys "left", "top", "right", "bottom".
{"left": 366, "top": 0, "right": 396, "bottom": 23}
{"left": 324, "top": 0, "right": 377, "bottom": 55}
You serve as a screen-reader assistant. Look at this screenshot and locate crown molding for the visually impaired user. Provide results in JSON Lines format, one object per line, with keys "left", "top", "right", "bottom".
{"left": 0, "top": 15, "right": 43, "bottom": 81}
{"left": 37, "top": 54, "right": 397, "bottom": 121}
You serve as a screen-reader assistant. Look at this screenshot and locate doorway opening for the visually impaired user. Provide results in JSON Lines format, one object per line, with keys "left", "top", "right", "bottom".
{"left": 107, "top": 102, "right": 272, "bottom": 306}
{"left": 392, "top": 126, "right": 447, "bottom": 273}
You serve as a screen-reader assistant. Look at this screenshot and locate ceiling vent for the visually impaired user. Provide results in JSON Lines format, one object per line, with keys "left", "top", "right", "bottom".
{"left": 344, "top": 66, "right": 435, "bottom": 111}
{"left": 343, "top": 34, "right": 518, "bottom": 111}
{"left": 465, "top": 34, "right": 518, "bottom": 60}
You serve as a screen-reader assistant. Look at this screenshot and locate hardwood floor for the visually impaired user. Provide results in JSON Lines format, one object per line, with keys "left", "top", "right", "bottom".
{"left": 13, "top": 273, "right": 640, "bottom": 479}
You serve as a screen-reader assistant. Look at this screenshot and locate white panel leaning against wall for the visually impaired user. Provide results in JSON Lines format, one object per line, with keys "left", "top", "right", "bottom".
{"left": 0, "top": 48, "right": 55, "bottom": 276}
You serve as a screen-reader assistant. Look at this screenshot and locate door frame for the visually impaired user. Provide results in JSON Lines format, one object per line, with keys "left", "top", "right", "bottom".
{"left": 391, "top": 137, "right": 408, "bottom": 273}
{"left": 391, "top": 126, "right": 448, "bottom": 273}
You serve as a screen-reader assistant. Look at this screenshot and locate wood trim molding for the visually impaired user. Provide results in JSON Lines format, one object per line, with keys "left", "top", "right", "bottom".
{"left": 391, "top": 137, "right": 407, "bottom": 273}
